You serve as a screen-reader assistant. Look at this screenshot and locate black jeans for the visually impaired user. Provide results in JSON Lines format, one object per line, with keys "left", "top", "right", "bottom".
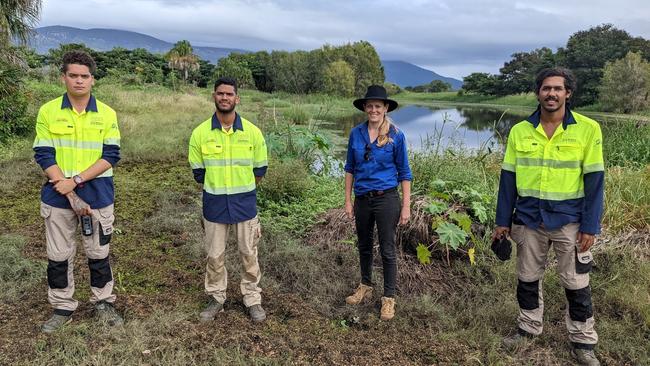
{"left": 354, "top": 189, "right": 401, "bottom": 297}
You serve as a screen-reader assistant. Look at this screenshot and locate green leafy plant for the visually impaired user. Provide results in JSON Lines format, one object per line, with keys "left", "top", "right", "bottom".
{"left": 416, "top": 243, "right": 432, "bottom": 265}
{"left": 425, "top": 200, "right": 447, "bottom": 215}
{"left": 435, "top": 222, "right": 467, "bottom": 251}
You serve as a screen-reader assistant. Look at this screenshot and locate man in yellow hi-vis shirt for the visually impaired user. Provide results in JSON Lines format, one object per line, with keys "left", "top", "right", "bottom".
{"left": 189, "top": 77, "right": 268, "bottom": 323}
{"left": 493, "top": 68, "right": 604, "bottom": 366}
{"left": 33, "top": 51, "right": 123, "bottom": 333}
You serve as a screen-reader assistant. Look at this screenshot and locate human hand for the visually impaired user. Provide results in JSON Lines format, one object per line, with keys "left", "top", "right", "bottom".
{"left": 51, "top": 178, "right": 76, "bottom": 195}
{"left": 345, "top": 200, "right": 354, "bottom": 220}
{"left": 66, "top": 192, "right": 92, "bottom": 216}
{"left": 399, "top": 205, "right": 410, "bottom": 225}
{"left": 492, "top": 226, "right": 510, "bottom": 241}
{"left": 577, "top": 232, "right": 596, "bottom": 252}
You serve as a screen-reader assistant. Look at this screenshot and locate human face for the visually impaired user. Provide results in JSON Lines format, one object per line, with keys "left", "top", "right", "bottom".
{"left": 213, "top": 84, "right": 239, "bottom": 113}
{"left": 364, "top": 99, "right": 388, "bottom": 124}
{"left": 537, "top": 76, "right": 571, "bottom": 113}
{"left": 62, "top": 64, "right": 94, "bottom": 98}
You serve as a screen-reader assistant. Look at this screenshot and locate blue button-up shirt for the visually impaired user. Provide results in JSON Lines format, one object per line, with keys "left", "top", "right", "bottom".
{"left": 344, "top": 121, "right": 412, "bottom": 196}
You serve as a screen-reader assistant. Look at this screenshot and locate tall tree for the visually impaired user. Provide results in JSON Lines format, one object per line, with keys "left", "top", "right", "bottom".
{"left": 500, "top": 47, "right": 555, "bottom": 94}
{"left": 213, "top": 57, "right": 255, "bottom": 89}
{"left": 0, "top": 0, "right": 41, "bottom": 141}
{"left": 323, "top": 60, "right": 355, "bottom": 96}
{"left": 462, "top": 72, "right": 503, "bottom": 95}
{"left": 0, "top": 0, "right": 41, "bottom": 45}
{"left": 599, "top": 52, "right": 650, "bottom": 113}
{"left": 558, "top": 24, "right": 634, "bottom": 106}
{"left": 165, "top": 40, "right": 200, "bottom": 83}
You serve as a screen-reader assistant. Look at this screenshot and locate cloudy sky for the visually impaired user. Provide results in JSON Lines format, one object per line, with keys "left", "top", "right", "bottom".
{"left": 39, "top": 0, "right": 650, "bottom": 79}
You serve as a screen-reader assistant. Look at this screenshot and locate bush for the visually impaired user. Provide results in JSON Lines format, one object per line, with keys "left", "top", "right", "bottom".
{"left": 0, "top": 58, "right": 31, "bottom": 141}
{"left": 599, "top": 52, "right": 650, "bottom": 113}
{"left": 258, "top": 158, "right": 312, "bottom": 203}
{"left": 384, "top": 82, "right": 402, "bottom": 95}
{"left": 282, "top": 105, "right": 310, "bottom": 124}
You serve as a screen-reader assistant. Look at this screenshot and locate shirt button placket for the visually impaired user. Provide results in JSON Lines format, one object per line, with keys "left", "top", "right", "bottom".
{"left": 225, "top": 134, "right": 231, "bottom": 189}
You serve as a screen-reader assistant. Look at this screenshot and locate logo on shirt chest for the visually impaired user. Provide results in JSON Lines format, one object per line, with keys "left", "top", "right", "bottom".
{"left": 559, "top": 137, "right": 578, "bottom": 144}
{"left": 88, "top": 117, "right": 104, "bottom": 127}
{"left": 55, "top": 117, "right": 73, "bottom": 128}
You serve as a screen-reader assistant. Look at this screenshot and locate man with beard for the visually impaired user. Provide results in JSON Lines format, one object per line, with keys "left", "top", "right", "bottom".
{"left": 188, "top": 77, "right": 268, "bottom": 322}
{"left": 493, "top": 68, "right": 604, "bottom": 366}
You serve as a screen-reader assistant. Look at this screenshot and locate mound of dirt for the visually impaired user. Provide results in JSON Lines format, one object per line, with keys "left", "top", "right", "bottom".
{"left": 304, "top": 206, "right": 475, "bottom": 297}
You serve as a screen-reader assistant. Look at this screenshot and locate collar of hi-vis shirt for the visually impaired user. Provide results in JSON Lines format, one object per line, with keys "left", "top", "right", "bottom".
{"left": 526, "top": 105, "right": 576, "bottom": 131}
{"left": 211, "top": 112, "right": 243, "bottom": 132}
{"left": 61, "top": 93, "right": 98, "bottom": 113}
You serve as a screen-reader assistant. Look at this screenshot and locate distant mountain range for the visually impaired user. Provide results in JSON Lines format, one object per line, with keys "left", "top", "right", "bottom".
{"left": 30, "top": 26, "right": 247, "bottom": 63}
{"left": 28, "top": 26, "right": 462, "bottom": 89}
{"left": 382, "top": 60, "right": 463, "bottom": 90}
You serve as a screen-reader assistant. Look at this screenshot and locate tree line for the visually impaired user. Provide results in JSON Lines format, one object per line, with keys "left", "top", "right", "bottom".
{"left": 461, "top": 24, "right": 650, "bottom": 112}
{"left": 212, "top": 41, "right": 384, "bottom": 97}
{"left": 1, "top": 30, "right": 384, "bottom": 141}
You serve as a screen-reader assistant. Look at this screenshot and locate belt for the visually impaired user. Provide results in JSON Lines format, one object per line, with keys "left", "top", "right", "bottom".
{"left": 360, "top": 187, "right": 397, "bottom": 198}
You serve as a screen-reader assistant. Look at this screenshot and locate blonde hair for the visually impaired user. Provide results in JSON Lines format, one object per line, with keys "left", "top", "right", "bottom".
{"left": 376, "top": 115, "right": 396, "bottom": 147}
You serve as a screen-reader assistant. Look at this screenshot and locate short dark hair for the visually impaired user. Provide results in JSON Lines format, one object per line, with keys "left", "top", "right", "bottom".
{"left": 214, "top": 77, "right": 238, "bottom": 93}
{"left": 60, "top": 50, "right": 96, "bottom": 75}
{"left": 534, "top": 67, "right": 577, "bottom": 95}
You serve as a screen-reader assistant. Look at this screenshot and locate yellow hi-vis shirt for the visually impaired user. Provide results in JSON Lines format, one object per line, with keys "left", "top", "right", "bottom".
{"left": 496, "top": 108, "right": 604, "bottom": 234}
{"left": 33, "top": 94, "right": 121, "bottom": 209}
{"left": 502, "top": 111, "right": 603, "bottom": 200}
{"left": 188, "top": 113, "right": 268, "bottom": 224}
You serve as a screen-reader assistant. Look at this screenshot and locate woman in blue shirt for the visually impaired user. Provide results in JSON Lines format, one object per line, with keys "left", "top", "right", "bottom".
{"left": 343, "top": 85, "right": 412, "bottom": 321}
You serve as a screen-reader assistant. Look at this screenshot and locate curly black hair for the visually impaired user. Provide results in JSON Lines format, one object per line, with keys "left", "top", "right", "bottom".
{"left": 60, "top": 50, "right": 97, "bottom": 75}
{"left": 534, "top": 67, "right": 577, "bottom": 95}
{"left": 214, "top": 77, "right": 238, "bottom": 93}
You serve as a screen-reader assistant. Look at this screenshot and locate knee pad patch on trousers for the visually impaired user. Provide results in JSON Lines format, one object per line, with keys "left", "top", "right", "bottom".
{"left": 47, "top": 259, "right": 69, "bottom": 289}
{"left": 565, "top": 286, "right": 593, "bottom": 322}
{"left": 517, "top": 279, "right": 539, "bottom": 310}
{"left": 88, "top": 256, "right": 112, "bottom": 288}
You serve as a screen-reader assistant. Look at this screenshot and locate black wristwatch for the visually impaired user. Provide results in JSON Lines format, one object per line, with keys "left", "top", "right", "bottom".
{"left": 73, "top": 175, "right": 85, "bottom": 187}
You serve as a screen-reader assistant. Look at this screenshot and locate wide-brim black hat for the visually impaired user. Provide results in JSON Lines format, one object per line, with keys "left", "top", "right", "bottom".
{"left": 353, "top": 85, "right": 398, "bottom": 112}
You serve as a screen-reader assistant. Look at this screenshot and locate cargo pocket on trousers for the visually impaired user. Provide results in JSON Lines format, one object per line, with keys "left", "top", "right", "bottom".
{"left": 40, "top": 203, "right": 52, "bottom": 220}
{"left": 97, "top": 207, "right": 115, "bottom": 246}
{"left": 575, "top": 249, "right": 593, "bottom": 274}
{"left": 251, "top": 216, "right": 262, "bottom": 243}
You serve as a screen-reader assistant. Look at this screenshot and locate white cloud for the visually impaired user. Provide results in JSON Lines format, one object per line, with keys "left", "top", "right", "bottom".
{"left": 40, "top": 0, "right": 650, "bottom": 79}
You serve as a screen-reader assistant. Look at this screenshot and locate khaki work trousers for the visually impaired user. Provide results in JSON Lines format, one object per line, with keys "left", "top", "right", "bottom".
{"left": 511, "top": 222, "right": 598, "bottom": 347}
{"left": 41, "top": 202, "right": 116, "bottom": 313}
{"left": 203, "top": 216, "right": 262, "bottom": 307}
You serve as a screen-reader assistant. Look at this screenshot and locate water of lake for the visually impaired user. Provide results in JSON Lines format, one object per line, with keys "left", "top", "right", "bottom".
{"left": 336, "top": 105, "right": 533, "bottom": 152}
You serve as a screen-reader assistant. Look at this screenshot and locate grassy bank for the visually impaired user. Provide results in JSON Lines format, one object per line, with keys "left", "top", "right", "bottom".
{"left": 394, "top": 90, "right": 650, "bottom": 123}
{"left": 394, "top": 91, "right": 539, "bottom": 108}
{"left": 0, "top": 81, "right": 648, "bottom": 365}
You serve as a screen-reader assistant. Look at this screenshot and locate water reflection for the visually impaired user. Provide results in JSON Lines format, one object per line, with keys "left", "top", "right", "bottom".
{"left": 335, "top": 105, "right": 532, "bottom": 152}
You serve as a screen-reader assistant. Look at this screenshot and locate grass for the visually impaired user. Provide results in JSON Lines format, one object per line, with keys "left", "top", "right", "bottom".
{"left": 395, "top": 90, "right": 539, "bottom": 108}
{"left": 0, "top": 234, "right": 45, "bottom": 302}
{"left": 0, "top": 80, "right": 648, "bottom": 365}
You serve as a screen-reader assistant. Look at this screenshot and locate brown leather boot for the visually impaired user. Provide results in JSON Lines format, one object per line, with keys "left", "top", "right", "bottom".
{"left": 345, "top": 283, "right": 373, "bottom": 305}
{"left": 380, "top": 296, "right": 395, "bottom": 320}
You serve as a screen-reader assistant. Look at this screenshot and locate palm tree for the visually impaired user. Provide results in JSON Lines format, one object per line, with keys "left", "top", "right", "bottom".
{"left": 0, "top": 0, "right": 42, "bottom": 46}
{"left": 165, "top": 40, "right": 200, "bottom": 83}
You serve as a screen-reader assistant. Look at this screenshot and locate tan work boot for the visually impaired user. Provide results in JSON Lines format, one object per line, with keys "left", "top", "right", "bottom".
{"left": 345, "top": 284, "right": 373, "bottom": 305}
{"left": 571, "top": 348, "right": 600, "bottom": 366}
{"left": 380, "top": 296, "right": 395, "bottom": 320}
{"left": 502, "top": 329, "right": 534, "bottom": 349}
